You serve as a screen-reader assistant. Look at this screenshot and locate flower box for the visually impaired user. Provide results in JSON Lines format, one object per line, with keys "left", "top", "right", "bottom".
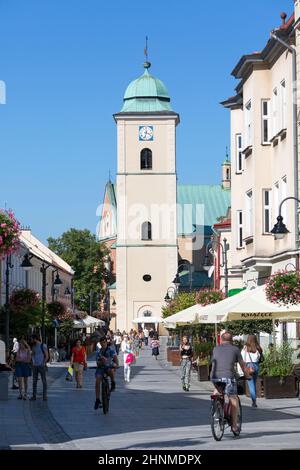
{"left": 167, "top": 348, "right": 181, "bottom": 366}
{"left": 263, "top": 376, "right": 298, "bottom": 399}
{"left": 197, "top": 364, "right": 209, "bottom": 381}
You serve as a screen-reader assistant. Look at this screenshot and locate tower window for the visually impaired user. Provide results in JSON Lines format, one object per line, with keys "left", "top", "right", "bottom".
{"left": 141, "top": 148, "right": 152, "bottom": 170}
{"left": 141, "top": 221, "right": 152, "bottom": 240}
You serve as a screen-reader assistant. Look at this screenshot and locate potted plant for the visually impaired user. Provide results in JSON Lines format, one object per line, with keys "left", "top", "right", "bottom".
{"left": 0, "top": 209, "right": 20, "bottom": 259}
{"left": 265, "top": 270, "right": 300, "bottom": 306}
{"left": 259, "top": 342, "right": 297, "bottom": 398}
{"left": 193, "top": 341, "right": 213, "bottom": 381}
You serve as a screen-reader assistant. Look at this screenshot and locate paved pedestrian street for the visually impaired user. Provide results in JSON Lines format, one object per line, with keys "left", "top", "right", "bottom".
{"left": 1, "top": 341, "right": 300, "bottom": 450}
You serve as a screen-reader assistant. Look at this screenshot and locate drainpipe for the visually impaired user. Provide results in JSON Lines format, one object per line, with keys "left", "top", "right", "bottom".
{"left": 270, "top": 32, "right": 298, "bottom": 251}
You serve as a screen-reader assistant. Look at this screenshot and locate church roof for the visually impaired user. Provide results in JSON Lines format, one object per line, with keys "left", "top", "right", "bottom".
{"left": 177, "top": 185, "right": 231, "bottom": 236}
{"left": 120, "top": 63, "right": 172, "bottom": 113}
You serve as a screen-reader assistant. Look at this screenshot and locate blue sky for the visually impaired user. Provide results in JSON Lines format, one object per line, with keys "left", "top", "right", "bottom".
{"left": 0, "top": 0, "right": 294, "bottom": 242}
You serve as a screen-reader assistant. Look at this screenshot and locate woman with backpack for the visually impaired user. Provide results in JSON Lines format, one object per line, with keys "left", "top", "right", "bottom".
{"left": 241, "top": 335, "right": 263, "bottom": 408}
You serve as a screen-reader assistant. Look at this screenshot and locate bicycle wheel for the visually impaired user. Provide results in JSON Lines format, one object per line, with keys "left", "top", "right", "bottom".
{"left": 102, "top": 378, "right": 110, "bottom": 414}
{"left": 211, "top": 398, "right": 225, "bottom": 441}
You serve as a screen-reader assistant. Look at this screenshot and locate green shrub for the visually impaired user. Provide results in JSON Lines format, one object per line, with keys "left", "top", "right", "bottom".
{"left": 259, "top": 341, "right": 294, "bottom": 379}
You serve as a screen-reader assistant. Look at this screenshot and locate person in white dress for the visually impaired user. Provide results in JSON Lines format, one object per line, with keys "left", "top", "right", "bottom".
{"left": 121, "top": 335, "right": 132, "bottom": 383}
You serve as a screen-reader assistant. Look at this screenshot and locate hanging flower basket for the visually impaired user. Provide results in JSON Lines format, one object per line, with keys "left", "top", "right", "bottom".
{"left": 0, "top": 209, "right": 21, "bottom": 258}
{"left": 10, "top": 288, "right": 39, "bottom": 314}
{"left": 265, "top": 270, "right": 300, "bottom": 306}
{"left": 196, "top": 289, "right": 225, "bottom": 306}
{"left": 47, "top": 301, "right": 66, "bottom": 318}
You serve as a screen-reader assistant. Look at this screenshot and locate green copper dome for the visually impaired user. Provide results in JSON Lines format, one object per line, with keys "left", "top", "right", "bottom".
{"left": 121, "top": 62, "right": 172, "bottom": 112}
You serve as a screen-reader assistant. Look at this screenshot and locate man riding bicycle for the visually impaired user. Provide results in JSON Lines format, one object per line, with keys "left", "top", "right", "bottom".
{"left": 94, "top": 336, "right": 119, "bottom": 410}
{"left": 211, "top": 331, "right": 251, "bottom": 435}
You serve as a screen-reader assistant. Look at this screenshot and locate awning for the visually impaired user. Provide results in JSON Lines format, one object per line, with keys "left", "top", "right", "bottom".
{"left": 73, "top": 315, "right": 105, "bottom": 329}
{"left": 132, "top": 317, "right": 163, "bottom": 324}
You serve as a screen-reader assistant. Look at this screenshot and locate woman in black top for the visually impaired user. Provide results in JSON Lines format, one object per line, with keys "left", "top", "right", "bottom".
{"left": 180, "top": 336, "right": 193, "bottom": 391}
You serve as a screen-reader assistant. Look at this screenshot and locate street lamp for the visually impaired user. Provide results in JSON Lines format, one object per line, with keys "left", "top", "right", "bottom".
{"left": 164, "top": 286, "right": 177, "bottom": 302}
{"left": 271, "top": 196, "right": 300, "bottom": 240}
{"left": 4, "top": 255, "right": 13, "bottom": 349}
{"left": 52, "top": 270, "right": 63, "bottom": 301}
{"left": 203, "top": 237, "right": 229, "bottom": 297}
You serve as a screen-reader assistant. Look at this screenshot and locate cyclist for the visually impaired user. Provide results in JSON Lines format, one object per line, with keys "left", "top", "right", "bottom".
{"left": 94, "top": 336, "right": 119, "bottom": 410}
{"left": 211, "top": 331, "right": 251, "bottom": 435}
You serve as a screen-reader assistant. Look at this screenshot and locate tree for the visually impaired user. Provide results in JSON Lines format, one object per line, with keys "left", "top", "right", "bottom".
{"left": 221, "top": 319, "right": 273, "bottom": 336}
{"left": 48, "top": 229, "right": 109, "bottom": 312}
{"left": 162, "top": 292, "right": 196, "bottom": 318}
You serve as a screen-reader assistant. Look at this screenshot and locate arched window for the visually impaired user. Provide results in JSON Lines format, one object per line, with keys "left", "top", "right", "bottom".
{"left": 140, "top": 148, "right": 152, "bottom": 170}
{"left": 141, "top": 221, "right": 152, "bottom": 240}
{"left": 226, "top": 168, "right": 230, "bottom": 180}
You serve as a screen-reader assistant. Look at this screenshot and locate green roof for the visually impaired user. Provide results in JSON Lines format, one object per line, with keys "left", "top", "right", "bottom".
{"left": 177, "top": 185, "right": 230, "bottom": 235}
{"left": 179, "top": 270, "right": 212, "bottom": 289}
{"left": 121, "top": 64, "right": 172, "bottom": 113}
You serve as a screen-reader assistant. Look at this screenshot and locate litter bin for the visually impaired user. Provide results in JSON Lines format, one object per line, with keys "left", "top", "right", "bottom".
{"left": 0, "top": 371, "right": 10, "bottom": 400}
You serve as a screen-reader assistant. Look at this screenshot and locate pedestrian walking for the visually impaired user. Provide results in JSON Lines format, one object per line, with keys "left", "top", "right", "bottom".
{"left": 114, "top": 332, "right": 122, "bottom": 355}
{"left": 143, "top": 327, "right": 149, "bottom": 346}
{"left": 241, "top": 334, "right": 263, "bottom": 408}
{"left": 11, "top": 337, "right": 19, "bottom": 390}
{"left": 30, "top": 334, "right": 48, "bottom": 401}
{"left": 180, "top": 336, "right": 193, "bottom": 391}
{"left": 70, "top": 339, "right": 87, "bottom": 389}
{"left": 15, "top": 339, "right": 32, "bottom": 400}
{"left": 151, "top": 334, "right": 160, "bottom": 360}
{"left": 121, "top": 334, "right": 133, "bottom": 382}
{"left": 149, "top": 327, "right": 155, "bottom": 340}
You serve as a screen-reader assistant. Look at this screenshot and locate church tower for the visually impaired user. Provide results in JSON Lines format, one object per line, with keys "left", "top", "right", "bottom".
{"left": 114, "top": 61, "right": 179, "bottom": 332}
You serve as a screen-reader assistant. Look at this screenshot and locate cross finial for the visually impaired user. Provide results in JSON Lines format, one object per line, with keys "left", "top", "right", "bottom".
{"left": 108, "top": 169, "right": 111, "bottom": 182}
{"left": 226, "top": 146, "right": 229, "bottom": 161}
{"left": 144, "top": 36, "right": 148, "bottom": 61}
{"left": 143, "top": 36, "right": 151, "bottom": 69}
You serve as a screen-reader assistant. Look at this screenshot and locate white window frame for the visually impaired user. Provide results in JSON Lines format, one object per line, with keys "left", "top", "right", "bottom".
{"left": 236, "top": 133, "right": 243, "bottom": 173}
{"left": 263, "top": 189, "right": 272, "bottom": 234}
{"left": 236, "top": 210, "right": 243, "bottom": 248}
{"left": 272, "top": 87, "right": 278, "bottom": 137}
{"left": 261, "top": 99, "right": 270, "bottom": 144}
{"left": 280, "top": 79, "right": 287, "bottom": 131}
{"left": 245, "top": 100, "right": 252, "bottom": 147}
{"left": 245, "top": 189, "right": 253, "bottom": 237}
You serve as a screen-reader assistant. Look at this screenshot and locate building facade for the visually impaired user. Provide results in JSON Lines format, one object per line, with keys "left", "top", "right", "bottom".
{"left": 222, "top": 11, "right": 300, "bottom": 342}
{"left": 0, "top": 229, "right": 74, "bottom": 309}
{"left": 98, "top": 63, "right": 231, "bottom": 332}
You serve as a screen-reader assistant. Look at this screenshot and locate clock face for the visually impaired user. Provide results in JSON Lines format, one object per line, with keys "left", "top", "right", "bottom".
{"left": 139, "top": 125, "right": 153, "bottom": 141}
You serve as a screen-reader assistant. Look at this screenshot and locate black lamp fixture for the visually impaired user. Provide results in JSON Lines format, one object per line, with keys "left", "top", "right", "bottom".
{"left": 112, "top": 298, "right": 116, "bottom": 306}
{"left": 20, "top": 253, "right": 33, "bottom": 271}
{"left": 164, "top": 292, "right": 171, "bottom": 302}
{"left": 54, "top": 272, "right": 63, "bottom": 287}
{"left": 172, "top": 273, "right": 180, "bottom": 288}
{"left": 203, "top": 254, "right": 213, "bottom": 272}
{"left": 271, "top": 215, "right": 290, "bottom": 240}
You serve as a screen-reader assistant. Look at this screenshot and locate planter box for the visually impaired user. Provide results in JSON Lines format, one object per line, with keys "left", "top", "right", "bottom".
{"left": 245, "top": 376, "right": 263, "bottom": 398}
{"left": 197, "top": 365, "right": 209, "bottom": 381}
{"left": 263, "top": 375, "right": 298, "bottom": 399}
{"left": 167, "top": 348, "right": 181, "bottom": 366}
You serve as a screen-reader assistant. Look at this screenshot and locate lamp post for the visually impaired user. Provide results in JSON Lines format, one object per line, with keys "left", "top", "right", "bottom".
{"left": 203, "top": 237, "right": 229, "bottom": 298}
{"left": 52, "top": 269, "right": 63, "bottom": 301}
{"left": 4, "top": 255, "right": 13, "bottom": 349}
{"left": 271, "top": 196, "right": 300, "bottom": 239}
{"left": 164, "top": 286, "right": 177, "bottom": 302}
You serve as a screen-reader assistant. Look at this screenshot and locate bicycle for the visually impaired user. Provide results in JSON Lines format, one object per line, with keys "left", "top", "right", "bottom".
{"left": 210, "top": 382, "right": 242, "bottom": 441}
{"left": 101, "top": 371, "right": 111, "bottom": 415}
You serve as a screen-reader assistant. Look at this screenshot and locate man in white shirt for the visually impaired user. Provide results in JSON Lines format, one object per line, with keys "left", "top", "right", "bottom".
{"left": 143, "top": 328, "right": 149, "bottom": 346}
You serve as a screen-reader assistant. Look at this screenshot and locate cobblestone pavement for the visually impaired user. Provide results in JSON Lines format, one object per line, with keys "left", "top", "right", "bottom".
{"left": 1, "top": 340, "right": 300, "bottom": 450}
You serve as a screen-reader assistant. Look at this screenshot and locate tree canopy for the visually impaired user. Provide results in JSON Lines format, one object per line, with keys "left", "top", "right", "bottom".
{"left": 48, "top": 228, "right": 109, "bottom": 312}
